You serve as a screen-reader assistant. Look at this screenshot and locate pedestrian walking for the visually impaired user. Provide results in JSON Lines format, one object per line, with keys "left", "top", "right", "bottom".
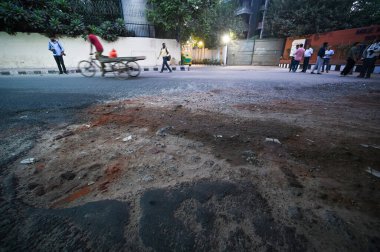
{"left": 302, "top": 45, "right": 313, "bottom": 72}
{"left": 289, "top": 44, "right": 299, "bottom": 72}
{"left": 157, "top": 43, "right": 172, "bottom": 73}
{"left": 357, "top": 39, "right": 380, "bottom": 79}
{"left": 311, "top": 42, "right": 328, "bottom": 74}
{"left": 291, "top": 44, "right": 305, "bottom": 72}
{"left": 321, "top": 46, "right": 334, "bottom": 73}
{"left": 48, "top": 36, "right": 67, "bottom": 74}
{"left": 340, "top": 42, "right": 361, "bottom": 76}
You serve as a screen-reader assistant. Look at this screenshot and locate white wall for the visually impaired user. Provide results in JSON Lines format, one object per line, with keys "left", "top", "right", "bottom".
{"left": 0, "top": 32, "right": 180, "bottom": 69}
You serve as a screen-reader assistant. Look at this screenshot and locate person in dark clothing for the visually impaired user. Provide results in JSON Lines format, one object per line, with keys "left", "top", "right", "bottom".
{"left": 157, "top": 43, "right": 172, "bottom": 73}
{"left": 48, "top": 36, "right": 67, "bottom": 74}
{"left": 357, "top": 39, "right": 380, "bottom": 79}
{"left": 341, "top": 42, "right": 361, "bottom": 76}
{"left": 311, "top": 42, "right": 328, "bottom": 74}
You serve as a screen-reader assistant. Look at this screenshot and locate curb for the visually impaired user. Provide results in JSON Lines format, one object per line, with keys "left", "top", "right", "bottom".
{"left": 0, "top": 66, "right": 191, "bottom": 76}
{"left": 278, "top": 63, "right": 380, "bottom": 74}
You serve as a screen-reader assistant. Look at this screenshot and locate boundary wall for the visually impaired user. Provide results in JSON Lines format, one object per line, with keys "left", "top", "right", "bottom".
{"left": 0, "top": 32, "right": 180, "bottom": 69}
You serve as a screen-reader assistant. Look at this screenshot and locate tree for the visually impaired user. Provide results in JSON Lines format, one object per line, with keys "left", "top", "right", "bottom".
{"left": 265, "top": 0, "right": 380, "bottom": 37}
{"left": 191, "top": 0, "right": 246, "bottom": 48}
{"left": 147, "top": 0, "right": 246, "bottom": 48}
{"left": 0, "top": 0, "right": 127, "bottom": 41}
{"left": 350, "top": 0, "right": 380, "bottom": 27}
{"left": 147, "top": 0, "right": 218, "bottom": 42}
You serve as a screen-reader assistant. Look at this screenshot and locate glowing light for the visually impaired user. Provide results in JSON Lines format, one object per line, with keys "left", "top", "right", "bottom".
{"left": 222, "top": 34, "right": 231, "bottom": 44}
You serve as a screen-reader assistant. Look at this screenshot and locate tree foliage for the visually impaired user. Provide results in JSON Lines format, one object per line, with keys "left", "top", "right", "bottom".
{"left": 192, "top": 0, "right": 246, "bottom": 48}
{"left": 0, "top": 0, "right": 128, "bottom": 41}
{"left": 265, "top": 0, "right": 380, "bottom": 37}
{"left": 147, "top": 0, "right": 246, "bottom": 47}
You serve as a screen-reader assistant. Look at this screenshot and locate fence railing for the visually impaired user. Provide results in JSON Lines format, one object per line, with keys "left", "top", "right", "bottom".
{"left": 125, "top": 23, "right": 155, "bottom": 38}
{"left": 124, "top": 23, "right": 177, "bottom": 39}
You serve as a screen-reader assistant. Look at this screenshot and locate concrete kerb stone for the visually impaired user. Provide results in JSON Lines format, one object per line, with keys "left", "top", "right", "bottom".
{"left": 278, "top": 63, "right": 380, "bottom": 74}
{"left": 0, "top": 66, "right": 189, "bottom": 76}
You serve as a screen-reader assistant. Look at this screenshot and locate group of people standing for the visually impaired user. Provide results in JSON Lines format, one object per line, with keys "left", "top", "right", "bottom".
{"left": 289, "top": 43, "right": 334, "bottom": 74}
{"left": 289, "top": 39, "right": 379, "bottom": 79}
{"left": 341, "top": 39, "right": 380, "bottom": 79}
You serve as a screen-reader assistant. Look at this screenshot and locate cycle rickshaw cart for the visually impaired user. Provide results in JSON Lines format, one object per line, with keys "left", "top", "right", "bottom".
{"left": 78, "top": 54, "right": 146, "bottom": 79}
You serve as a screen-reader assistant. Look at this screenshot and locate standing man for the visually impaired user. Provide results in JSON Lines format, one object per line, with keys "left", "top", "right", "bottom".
{"left": 357, "top": 39, "right": 380, "bottom": 79}
{"left": 289, "top": 44, "right": 299, "bottom": 72}
{"left": 292, "top": 44, "right": 305, "bottom": 72}
{"left": 302, "top": 45, "right": 313, "bottom": 72}
{"left": 341, "top": 42, "right": 360, "bottom": 76}
{"left": 157, "top": 43, "right": 172, "bottom": 73}
{"left": 311, "top": 42, "right": 328, "bottom": 74}
{"left": 84, "top": 28, "right": 105, "bottom": 76}
{"left": 321, "top": 46, "right": 334, "bottom": 73}
{"left": 48, "top": 36, "right": 67, "bottom": 74}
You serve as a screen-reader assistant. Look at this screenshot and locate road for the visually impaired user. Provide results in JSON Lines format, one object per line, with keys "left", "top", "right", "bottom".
{"left": 1, "top": 68, "right": 373, "bottom": 166}
{"left": 1, "top": 67, "right": 379, "bottom": 251}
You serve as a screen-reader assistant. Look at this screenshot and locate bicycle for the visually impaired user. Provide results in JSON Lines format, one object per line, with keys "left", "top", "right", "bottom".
{"left": 78, "top": 54, "right": 145, "bottom": 79}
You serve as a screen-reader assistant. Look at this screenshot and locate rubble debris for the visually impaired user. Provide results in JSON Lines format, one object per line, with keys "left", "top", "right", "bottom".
{"left": 203, "top": 160, "right": 215, "bottom": 167}
{"left": 241, "top": 150, "right": 259, "bottom": 165}
{"left": 366, "top": 167, "right": 380, "bottom": 178}
{"left": 142, "top": 175, "right": 154, "bottom": 182}
{"left": 190, "top": 156, "right": 201, "bottom": 163}
{"left": 265, "top": 138, "right": 281, "bottom": 144}
{"left": 34, "top": 186, "right": 45, "bottom": 196}
{"left": 156, "top": 126, "right": 173, "bottom": 137}
{"left": 360, "top": 144, "right": 380, "bottom": 149}
{"left": 288, "top": 206, "right": 303, "bottom": 220}
{"left": 123, "top": 135, "right": 133, "bottom": 142}
{"left": 20, "top": 158, "right": 36, "bottom": 164}
{"left": 61, "top": 171, "right": 76, "bottom": 181}
{"left": 54, "top": 130, "right": 74, "bottom": 140}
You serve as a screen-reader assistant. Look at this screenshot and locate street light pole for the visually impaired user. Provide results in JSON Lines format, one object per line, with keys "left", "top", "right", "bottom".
{"left": 222, "top": 34, "right": 231, "bottom": 66}
{"left": 260, "top": 0, "right": 269, "bottom": 39}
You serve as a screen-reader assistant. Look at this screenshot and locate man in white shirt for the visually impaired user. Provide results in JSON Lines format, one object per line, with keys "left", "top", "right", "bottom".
{"left": 322, "top": 47, "right": 334, "bottom": 73}
{"left": 157, "top": 43, "right": 172, "bottom": 73}
{"left": 358, "top": 39, "right": 380, "bottom": 79}
{"left": 48, "top": 36, "right": 67, "bottom": 74}
{"left": 302, "top": 46, "right": 313, "bottom": 72}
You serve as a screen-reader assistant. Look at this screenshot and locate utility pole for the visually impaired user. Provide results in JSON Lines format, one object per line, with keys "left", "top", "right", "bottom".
{"left": 259, "top": 0, "right": 269, "bottom": 39}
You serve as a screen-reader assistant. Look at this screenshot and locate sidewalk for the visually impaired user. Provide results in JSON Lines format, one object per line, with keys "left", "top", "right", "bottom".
{"left": 0, "top": 65, "right": 191, "bottom": 76}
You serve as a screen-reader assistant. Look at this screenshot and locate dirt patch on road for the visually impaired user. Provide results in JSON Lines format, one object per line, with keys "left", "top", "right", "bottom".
{"left": 4, "top": 87, "right": 380, "bottom": 251}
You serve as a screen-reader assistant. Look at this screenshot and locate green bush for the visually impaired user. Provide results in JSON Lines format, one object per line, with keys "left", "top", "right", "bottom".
{"left": 192, "top": 59, "right": 221, "bottom": 65}
{"left": 0, "top": 0, "right": 130, "bottom": 41}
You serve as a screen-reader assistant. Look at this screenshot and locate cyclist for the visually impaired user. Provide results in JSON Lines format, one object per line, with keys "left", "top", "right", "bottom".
{"left": 84, "top": 28, "right": 106, "bottom": 76}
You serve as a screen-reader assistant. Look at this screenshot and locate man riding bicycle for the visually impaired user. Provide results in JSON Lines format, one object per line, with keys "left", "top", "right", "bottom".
{"left": 84, "top": 28, "right": 106, "bottom": 76}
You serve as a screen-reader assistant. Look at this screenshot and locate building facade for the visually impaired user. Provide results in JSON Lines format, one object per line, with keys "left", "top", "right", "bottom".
{"left": 236, "top": 0, "right": 266, "bottom": 39}
{"left": 120, "top": 0, "right": 155, "bottom": 37}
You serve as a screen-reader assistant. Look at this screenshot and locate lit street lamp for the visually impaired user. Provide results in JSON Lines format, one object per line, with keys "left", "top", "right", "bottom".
{"left": 222, "top": 34, "right": 231, "bottom": 66}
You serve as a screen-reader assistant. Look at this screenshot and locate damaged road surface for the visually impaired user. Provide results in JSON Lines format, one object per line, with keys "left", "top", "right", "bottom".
{"left": 1, "top": 69, "right": 380, "bottom": 251}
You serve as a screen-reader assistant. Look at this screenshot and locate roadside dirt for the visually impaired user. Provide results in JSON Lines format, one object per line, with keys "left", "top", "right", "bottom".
{"left": 2, "top": 84, "right": 380, "bottom": 251}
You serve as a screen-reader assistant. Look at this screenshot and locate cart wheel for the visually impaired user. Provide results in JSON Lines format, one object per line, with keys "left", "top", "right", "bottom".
{"left": 112, "top": 62, "right": 129, "bottom": 79}
{"left": 78, "top": 60, "right": 96, "bottom": 77}
{"left": 127, "top": 61, "right": 141, "bottom": 77}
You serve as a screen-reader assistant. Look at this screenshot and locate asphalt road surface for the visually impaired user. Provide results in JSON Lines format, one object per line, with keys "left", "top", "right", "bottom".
{"left": 1, "top": 67, "right": 379, "bottom": 251}
{"left": 1, "top": 67, "right": 378, "bottom": 184}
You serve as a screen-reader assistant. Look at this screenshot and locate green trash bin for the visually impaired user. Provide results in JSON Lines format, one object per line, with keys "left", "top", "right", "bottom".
{"left": 181, "top": 52, "right": 192, "bottom": 66}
